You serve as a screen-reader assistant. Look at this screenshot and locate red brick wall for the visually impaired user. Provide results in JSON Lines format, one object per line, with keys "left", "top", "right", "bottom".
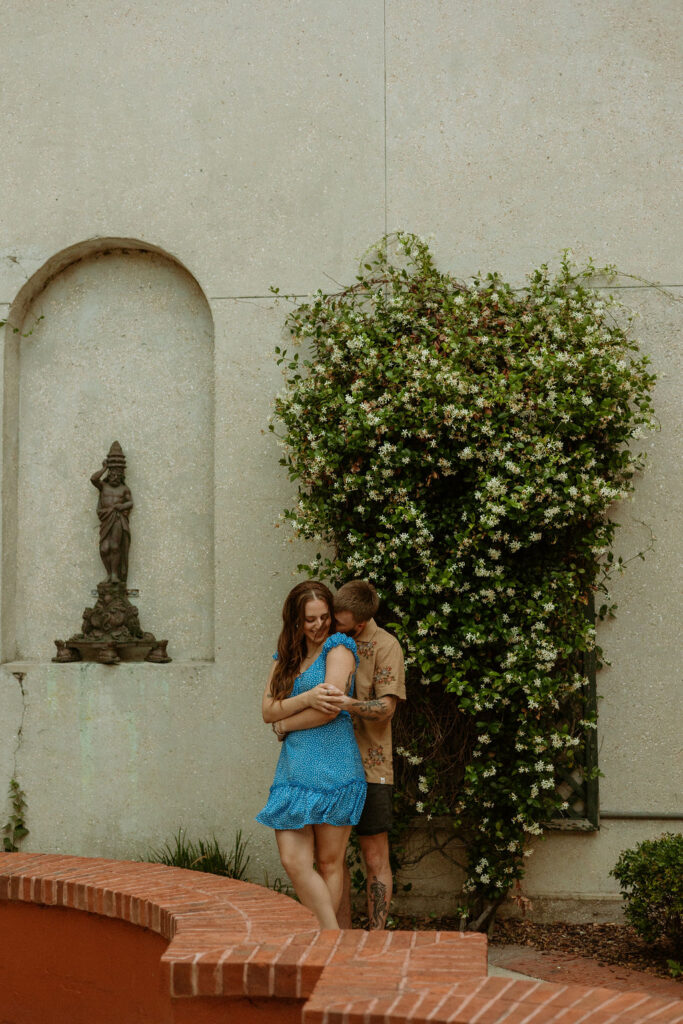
{"left": 1, "top": 853, "right": 680, "bottom": 1023}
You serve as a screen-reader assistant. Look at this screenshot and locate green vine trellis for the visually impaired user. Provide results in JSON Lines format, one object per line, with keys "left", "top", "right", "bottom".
{"left": 271, "top": 233, "right": 657, "bottom": 929}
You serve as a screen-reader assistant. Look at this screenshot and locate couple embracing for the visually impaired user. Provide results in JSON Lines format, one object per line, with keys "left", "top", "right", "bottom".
{"left": 257, "top": 580, "right": 406, "bottom": 930}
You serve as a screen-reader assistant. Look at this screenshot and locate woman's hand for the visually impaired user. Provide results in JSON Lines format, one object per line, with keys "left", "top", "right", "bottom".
{"left": 306, "top": 682, "right": 344, "bottom": 714}
{"left": 272, "top": 721, "right": 285, "bottom": 742}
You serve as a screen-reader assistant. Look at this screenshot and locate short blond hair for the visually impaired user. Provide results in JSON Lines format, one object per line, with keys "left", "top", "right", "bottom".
{"left": 334, "top": 579, "right": 379, "bottom": 623}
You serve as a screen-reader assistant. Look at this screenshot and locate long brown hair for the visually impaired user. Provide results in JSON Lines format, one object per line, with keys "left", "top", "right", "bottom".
{"left": 270, "top": 581, "right": 334, "bottom": 700}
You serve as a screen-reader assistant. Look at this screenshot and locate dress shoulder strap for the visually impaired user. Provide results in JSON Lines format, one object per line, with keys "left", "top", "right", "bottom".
{"left": 321, "top": 632, "right": 359, "bottom": 666}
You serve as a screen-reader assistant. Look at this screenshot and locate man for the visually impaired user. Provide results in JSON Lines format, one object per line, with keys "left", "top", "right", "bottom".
{"left": 274, "top": 579, "right": 405, "bottom": 928}
{"left": 333, "top": 580, "right": 405, "bottom": 930}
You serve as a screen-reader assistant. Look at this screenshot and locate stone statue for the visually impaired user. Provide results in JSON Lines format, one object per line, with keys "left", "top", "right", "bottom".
{"left": 52, "top": 441, "right": 171, "bottom": 664}
{"left": 91, "top": 441, "right": 132, "bottom": 584}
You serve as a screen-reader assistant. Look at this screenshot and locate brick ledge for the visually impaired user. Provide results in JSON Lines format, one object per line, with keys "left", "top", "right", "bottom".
{"left": 2, "top": 853, "right": 681, "bottom": 1023}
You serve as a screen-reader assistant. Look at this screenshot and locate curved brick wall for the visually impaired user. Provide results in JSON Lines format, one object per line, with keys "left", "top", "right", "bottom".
{"left": 1, "top": 853, "right": 680, "bottom": 1023}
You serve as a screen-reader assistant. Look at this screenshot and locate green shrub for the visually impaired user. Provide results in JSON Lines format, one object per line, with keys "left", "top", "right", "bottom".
{"left": 610, "top": 833, "right": 683, "bottom": 947}
{"left": 144, "top": 829, "right": 250, "bottom": 880}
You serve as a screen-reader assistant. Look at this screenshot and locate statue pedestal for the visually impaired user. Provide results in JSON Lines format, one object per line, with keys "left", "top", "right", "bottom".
{"left": 53, "top": 581, "right": 171, "bottom": 665}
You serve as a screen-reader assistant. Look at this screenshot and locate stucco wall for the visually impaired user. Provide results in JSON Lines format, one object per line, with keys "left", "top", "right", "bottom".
{"left": 1, "top": 0, "right": 680, "bottom": 916}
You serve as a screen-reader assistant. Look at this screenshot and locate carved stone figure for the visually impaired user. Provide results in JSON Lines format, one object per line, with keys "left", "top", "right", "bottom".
{"left": 53, "top": 442, "right": 171, "bottom": 664}
{"left": 91, "top": 441, "right": 132, "bottom": 584}
{"left": 79, "top": 581, "right": 144, "bottom": 642}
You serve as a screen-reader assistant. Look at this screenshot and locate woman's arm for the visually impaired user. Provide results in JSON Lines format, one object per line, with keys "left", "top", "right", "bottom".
{"left": 261, "top": 660, "right": 345, "bottom": 723}
{"left": 276, "top": 706, "right": 338, "bottom": 738}
{"left": 322, "top": 645, "right": 356, "bottom": 694}
{"left": 275, "top": 645, "right": 355, "bottom": 737}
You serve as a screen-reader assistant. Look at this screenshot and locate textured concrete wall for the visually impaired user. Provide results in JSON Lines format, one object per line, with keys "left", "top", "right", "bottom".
{"left": 1, "top": 0, "right": 680, "bottom": 915}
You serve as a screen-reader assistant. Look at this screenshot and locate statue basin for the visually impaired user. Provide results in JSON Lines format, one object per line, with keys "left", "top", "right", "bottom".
{"left": 53, "top": 638, "right": 171, "bottom": 665}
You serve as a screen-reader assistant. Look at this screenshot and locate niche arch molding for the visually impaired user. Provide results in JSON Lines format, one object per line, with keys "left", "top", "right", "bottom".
{"left": 1, "top": 237, "right": 215, "bottom": 663}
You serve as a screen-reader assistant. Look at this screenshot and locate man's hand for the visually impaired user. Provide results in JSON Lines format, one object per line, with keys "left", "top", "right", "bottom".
{"left": 306, "top": 682, "right": 344, "bottom": 714}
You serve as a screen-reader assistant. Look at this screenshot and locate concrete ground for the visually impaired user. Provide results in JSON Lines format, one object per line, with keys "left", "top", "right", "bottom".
{"left": 488, "top": 944, "right": 683, "bottom": 1001}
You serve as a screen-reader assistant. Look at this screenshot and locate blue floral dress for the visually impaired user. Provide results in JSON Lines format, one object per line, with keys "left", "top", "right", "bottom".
{"left": 256, "top": 633, "right": 367, "bottom": 829}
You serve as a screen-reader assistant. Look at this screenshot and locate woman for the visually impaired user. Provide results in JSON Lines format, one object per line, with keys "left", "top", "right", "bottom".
{"left": 256, "top": 581, "right": 366, "bottom": 928}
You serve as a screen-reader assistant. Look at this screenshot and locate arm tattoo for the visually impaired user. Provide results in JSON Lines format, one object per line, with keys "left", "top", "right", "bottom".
{"left": 369, "top": 876, "right": 388, "bottom": 930}
{"left": 349, "top": 697, "right": 387, "bottom": 719}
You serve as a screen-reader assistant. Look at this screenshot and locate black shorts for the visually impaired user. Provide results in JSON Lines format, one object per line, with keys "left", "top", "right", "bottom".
{"left": 355, "top": 783, "right": 393, "bottom": 836}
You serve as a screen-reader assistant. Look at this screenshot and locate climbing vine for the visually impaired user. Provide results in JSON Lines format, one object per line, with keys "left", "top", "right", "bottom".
{"left": 3, "top": 778, "right": 28, "bottom": 852}
{"left": 271, "top": 233, "right": 656, "bottom": 927}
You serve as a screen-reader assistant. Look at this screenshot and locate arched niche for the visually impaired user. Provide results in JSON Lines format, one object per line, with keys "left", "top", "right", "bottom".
{"left": 2, "top": 239, "right": 214, "bottom": 662}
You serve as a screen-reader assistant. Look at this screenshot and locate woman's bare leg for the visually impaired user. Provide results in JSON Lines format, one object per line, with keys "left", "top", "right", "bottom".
{"left": 275, "top": 827, "right": 339, "bottom": 929}
{"left": 313, "top": 824, "right": 351, "bottom": 916}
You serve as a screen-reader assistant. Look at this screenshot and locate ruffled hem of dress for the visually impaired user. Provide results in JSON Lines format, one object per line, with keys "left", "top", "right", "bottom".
{"left": 255, "top": 778, "right": 367, "bottom": 830}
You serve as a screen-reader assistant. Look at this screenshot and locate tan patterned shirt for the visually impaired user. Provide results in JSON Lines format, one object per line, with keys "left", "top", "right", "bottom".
{"left": 352, "top": 619, "right": 406, "bottom": 784}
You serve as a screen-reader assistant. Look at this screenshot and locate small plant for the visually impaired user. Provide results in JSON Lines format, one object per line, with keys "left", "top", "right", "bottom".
{"left": 261, "top": 871, "right": 294, "bottom": 897}
{"left": 610, "top": 833, "right": 683, "bottom": 948}
{"left": 145, "top": 829, "right": 250, "bottom": 880}
{"left": 3, "top": 778, "right": 29, "bottom": 852}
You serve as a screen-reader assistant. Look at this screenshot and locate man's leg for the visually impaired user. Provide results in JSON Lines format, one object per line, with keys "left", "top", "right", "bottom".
{"left": 359, "top": 831, "right": 392, "bottom": 930}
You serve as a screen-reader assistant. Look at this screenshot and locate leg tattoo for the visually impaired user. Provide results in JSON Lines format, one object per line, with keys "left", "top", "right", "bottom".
{"left": 368, "top": 875, "right": 388, "bottom": 930}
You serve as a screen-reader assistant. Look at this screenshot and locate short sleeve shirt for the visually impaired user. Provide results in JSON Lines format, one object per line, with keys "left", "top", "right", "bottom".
{"left": 352, "top": 619, "right": 406, "bottom": 784}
